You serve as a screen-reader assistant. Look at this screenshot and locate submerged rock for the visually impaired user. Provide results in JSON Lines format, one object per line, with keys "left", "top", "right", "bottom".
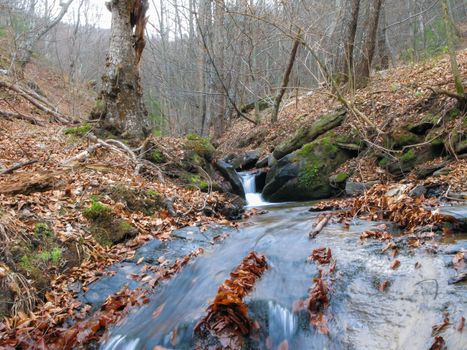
{"left": 263, "top": 133, "right": 352, "bottom": 202}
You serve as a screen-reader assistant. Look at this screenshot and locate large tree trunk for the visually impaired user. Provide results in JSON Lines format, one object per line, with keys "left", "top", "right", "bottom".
{"left": 331, "top": 0, "right": 361, "bottom": 85}
{"left": 90, "top": 0, "right": 149, "bottom": 140}
{"left": 354, "top": 0, "right": 384, "bottom": 88}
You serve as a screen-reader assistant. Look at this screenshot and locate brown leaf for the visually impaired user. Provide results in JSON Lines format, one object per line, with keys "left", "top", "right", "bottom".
{"left": 457, "top": 316, "right": 465, "bottom": 332}
{"left": 453, "top": 252, "right": 465, "bottom": 270}
{"left": 378, "top": 280, "right": 390, "bottom": 292}
{"left": 390, "top": 260, "right": 401, "bottom": 270}
{"left": 429, "top": 336, "right": 446, "bottom": 350}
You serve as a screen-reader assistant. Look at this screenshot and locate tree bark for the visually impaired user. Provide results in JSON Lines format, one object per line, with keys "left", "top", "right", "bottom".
{"left": 441, "top": 0, "right": 465, "bottom": 101}
{"left": 90, "top": 0, "right": 149, "bottom": 140}
{"left": 331, "top": 0, "right": 361, "bottom": 85}
{"left": 354, "top": 0, "right": 384, "bottom": 88}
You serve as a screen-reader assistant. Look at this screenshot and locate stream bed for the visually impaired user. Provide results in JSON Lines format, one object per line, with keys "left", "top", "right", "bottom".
{"left": 99, "top": 202, "right": 467, "bottom": 350}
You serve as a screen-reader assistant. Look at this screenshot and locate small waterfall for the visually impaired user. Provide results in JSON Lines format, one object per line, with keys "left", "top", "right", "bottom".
{"left": 267, "top": 301, "right": 297, "bottom": 345}
{"left": 238, "top": 171, "right": 268, "bottom": 207}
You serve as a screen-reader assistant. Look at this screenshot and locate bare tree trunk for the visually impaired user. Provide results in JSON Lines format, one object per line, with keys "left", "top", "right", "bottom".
{"left": 271, "top": 31, "right": 301, "bottom": 124}
{"left": 13, "top": 0, "right": 74, "bottom": 71}
{"left": 441, "top": 0, "right": 465, "bottom": 102}
{"left": 377, "top": 1, "right": 390, "bottom": 70}
{"left": 212, "top": 0, "right": 226, "bottom": 139}
{"left": 90, "top": 0, "right": 149, "bottom": 140}
{"left": 331, "top": 0, "right": 361, "bottom": 85}
{"left": 354, "top": 0, "right": 383, "bottom": 88}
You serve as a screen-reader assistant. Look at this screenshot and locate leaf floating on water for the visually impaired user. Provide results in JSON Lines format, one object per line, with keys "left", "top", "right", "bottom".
{"left": 278, "top": 340, "right": 289, "bottom": 350}
{"left": 309, "top": 247, "right": 332, "bottom": 264}
{"left": 360, "top": 230, "right": 393, "bottom": 241}
{"left": 457, "top": 316, "right": 465, "bottom": 332}
{"left": 432, "top": 313, "right": 450, "bottom": 336}
{"left": 152, "top": 303, "right": 165, "bottom": 318}
{"left": 429, "top": 336, "right": 446, "bottom": 350}
{"left": 378, "top": 280, "right": 390, "bottom": 292}
{"left": 390, "top": 260, "right": 401, "bottom": 270}
{"left": 415, "top": 262, "right": 422, "bottom": 269}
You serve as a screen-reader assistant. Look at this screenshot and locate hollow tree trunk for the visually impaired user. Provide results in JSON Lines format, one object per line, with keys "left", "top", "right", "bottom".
{"left": 90, "top": 0, "right": 149, "bottom": 140}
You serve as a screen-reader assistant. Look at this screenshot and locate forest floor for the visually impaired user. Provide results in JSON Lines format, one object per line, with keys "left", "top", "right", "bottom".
{"left": 0, "top": 42, "right": 466, "bottom": 347}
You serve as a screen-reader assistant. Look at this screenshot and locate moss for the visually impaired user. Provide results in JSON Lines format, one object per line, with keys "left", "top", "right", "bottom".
{"left": 64, "top": 123, "right": 92, "bottom": 136}
{"left": 188, "top": 174, "right": 209, "bottom": 191}
{"left": 400, "top": 149, "right": 416, "bottom": 162}
{"left": 83, "top": 200, "right": 112, "bottom": 221}
{"left": 34, "top": 223, "right": 52, "bottom": 238}
{"left": 385, "top": 131, "right": 419, "bottom": 150}
{"left": 19, "top": 247, "right": 62, "bottom": 271}
{"left": 379, "top": 158, "right": 390, "bottom": 167}
{"left": 184, "top": 134, "right": 215, "bottom": 160}
{"left": 151, "top": 149, "right": 164, "bottom": 163}
{"left": 117, "top": 221, "right": 133, "bottom": 236}
{"left": 298, "top": 162, "right": 320, "bottom": 188}
{"left": 107, "top": 185, "right": 163, "bottom": 215}
{"left": 335, "top": 172, "right": 349, "bottom": 183}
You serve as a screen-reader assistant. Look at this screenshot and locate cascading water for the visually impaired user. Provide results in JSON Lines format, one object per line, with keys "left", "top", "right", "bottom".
{"left": 238, "top": 171, "right": 269, "bottom": 207}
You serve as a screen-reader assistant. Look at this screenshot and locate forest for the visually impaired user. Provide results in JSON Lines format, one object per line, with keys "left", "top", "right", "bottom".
{"left": 0, "top": 0, "right": 466, "bottom": 349}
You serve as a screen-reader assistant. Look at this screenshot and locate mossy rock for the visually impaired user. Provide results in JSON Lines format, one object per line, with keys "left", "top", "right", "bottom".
{"left": 407, "top": 113, "right": 439, "bottom": 135}
{"left": 106, "top": 185, "right": 163, "bottom": 215}
{"left": 384, "top": 128, "right": 420, "bottom": 150}
{"left": 184, "top": 134, "right": 215, "bottom": 161}
{"left": 273, "top": 109, "right": 346, "bottom": 160}
{"left": 82, "top": 199, "right": 138, "bottom": 245}
{"left": 385, "top": 145, "right": 440, "bottom": 177}
{"left": 263, "top": 132, "right": 352, "bottom": 202}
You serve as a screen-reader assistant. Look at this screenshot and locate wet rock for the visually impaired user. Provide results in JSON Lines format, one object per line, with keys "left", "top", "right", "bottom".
{"left": 448, "top": 272, "right": 467, "bottom": 285}
{"left": 272, "top": 109, "right": 346, "bottom": 160}
{"left": 215, "top": 160, "right": 245, "bottom": 198}
{"left": 255, "top": 155, "right": 269, "bottom": 168}
{"left": 409, "top": 185, "right": 426, "bottom": 198}
{"left": 217, "top": 193, "right": 246, "bottom": 220}
{"left": 345, "top": 181, "right": 378, "bottom": 196}
{"left": 230, "top": 150, "right": 260, "bottom": 170}
{"left": 255, "top": 171, "right": 267, "bottom": 192}
{"left": 263, "top": 132, "right": 352, "bottom": 202}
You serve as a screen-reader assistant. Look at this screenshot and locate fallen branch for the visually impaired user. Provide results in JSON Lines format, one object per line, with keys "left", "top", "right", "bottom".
{"left": 0, "top": 159, "right": 38, "bottom": 175}
{"left": 309, "top": 214, "right": 331, "bottom": 238}
{"left": 0, "top": 81, "right": 71, "bottom": 124}
{"left": 0, "top": 109, "right": 45, "bottom": 126}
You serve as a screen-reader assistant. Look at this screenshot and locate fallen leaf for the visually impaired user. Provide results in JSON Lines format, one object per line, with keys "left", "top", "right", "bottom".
{"left": 390, "top": 260, "right": 401, "bottom": 270}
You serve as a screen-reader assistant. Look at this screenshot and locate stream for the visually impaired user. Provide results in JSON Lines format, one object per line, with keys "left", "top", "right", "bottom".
{"left": 100, "top": 172, "right": 467, "bottom": 350}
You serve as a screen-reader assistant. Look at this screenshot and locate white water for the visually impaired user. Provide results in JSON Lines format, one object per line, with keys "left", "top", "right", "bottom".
{"left": 238, "top": 171, "right": 269, "bottom": 207}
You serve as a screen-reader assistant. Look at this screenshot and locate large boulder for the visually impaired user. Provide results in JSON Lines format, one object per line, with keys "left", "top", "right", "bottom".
{"left": 272, "top": 109, "right": 346, "bottom": 160}
{"left": 215, "top": 160, "right": 245, "bottom": 198}
{"left": 263, "top": 133, "right": 352, "bottom": 202}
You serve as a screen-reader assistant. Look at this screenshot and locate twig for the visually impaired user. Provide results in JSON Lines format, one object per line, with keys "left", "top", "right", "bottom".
{"left": 309, "top": 214, "right": 331, "bottom": 238}
{"left": 0, "top": 160, "right": 38, "bottom": 175}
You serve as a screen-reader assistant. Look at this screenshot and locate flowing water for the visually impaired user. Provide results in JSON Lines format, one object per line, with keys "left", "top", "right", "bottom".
{"left": 239, "top": 172, "right": 270, "bottom": 207}
{"left": 100, "top": 177, "right": 467, "bottom": 350}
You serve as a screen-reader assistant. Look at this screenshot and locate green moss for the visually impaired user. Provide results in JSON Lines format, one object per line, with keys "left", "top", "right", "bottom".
{"left": 335, "top": 172, "right": 349, "bottom": 183}
{"left": 184, "top": 134, "right": 215, "bottom": 160}
{"left": 400, "top": 149, "right": 416, "bottom": 162}
{"left": 19, "top": 247, "right": 62, "bottom": 271}
{"left": 379, "top": 158, "right": 390, "bottom": 167}
{"left": 299, "top": 162, "right": 320, "bottom": 188}
{"left": 34, "top": 223, "right": 52, "bottom": 238}
{"left": 151, "top": 149, "right": 164, "bottom": 163}
{"left": 146, "top": 189, "right": 159, "bottom": 197}
{"left": 64, "top": 123, "right": 92, "bottom": 136}
{"left": 83, "top": 200, "right": 112, "bottom": 221}
{"left": 117, "top": 221, "right": 133, "bottom": 235}
{"left": 189, "top": 174, "right": 209, "bottom": 191}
